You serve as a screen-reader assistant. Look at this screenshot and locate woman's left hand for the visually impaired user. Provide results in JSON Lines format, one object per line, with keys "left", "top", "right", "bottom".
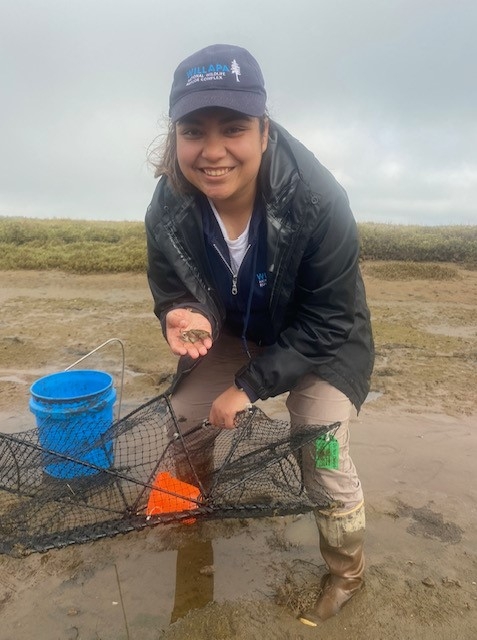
{"left": 209, "top": 386, "right": 252, "bottom": 429}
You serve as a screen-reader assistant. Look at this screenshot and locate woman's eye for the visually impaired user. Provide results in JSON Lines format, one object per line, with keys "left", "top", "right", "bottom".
{"left": 225, "top": 125, "right": 246, "bottom": 135}
{"left": 180, "top": 128, "right": 202, "bottom": 138}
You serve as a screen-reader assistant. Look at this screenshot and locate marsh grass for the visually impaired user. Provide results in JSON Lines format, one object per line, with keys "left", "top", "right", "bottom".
{"left": 273, "top": 561, "right": 323, "bottom": 616}
{"left": 0, "top": 217, "right": 476, "bottom": 274}
{"left": 365, "top": 262, "right": 461, "bottom": 280}
{"left": 358, "top": 222, "right": 477, "bottom": 264}
{"left": 0, "top": 217, "right": 146, "bottom": 273}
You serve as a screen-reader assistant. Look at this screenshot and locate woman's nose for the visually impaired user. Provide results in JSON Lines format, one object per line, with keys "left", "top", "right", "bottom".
{"left": 201, "top": 134, "right": 226, "bottom": 161}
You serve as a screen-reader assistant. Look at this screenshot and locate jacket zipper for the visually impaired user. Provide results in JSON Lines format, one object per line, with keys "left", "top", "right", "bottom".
{"left": 213, "top": 243, "right": 251, "bottom": 296}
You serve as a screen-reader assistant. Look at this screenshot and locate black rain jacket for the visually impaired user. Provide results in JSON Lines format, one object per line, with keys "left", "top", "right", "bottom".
{"left": 145, "top": 121, "right": 374, "bottom": 410}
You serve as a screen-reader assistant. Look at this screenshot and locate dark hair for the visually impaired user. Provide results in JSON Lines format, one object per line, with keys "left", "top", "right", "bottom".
{"left": 148, "top": 114, "right": 269, "bottom": 195}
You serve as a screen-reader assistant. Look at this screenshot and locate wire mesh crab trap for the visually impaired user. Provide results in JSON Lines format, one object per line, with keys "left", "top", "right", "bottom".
{"left": 0, "top": 393, "right": 339, "bottom": 557}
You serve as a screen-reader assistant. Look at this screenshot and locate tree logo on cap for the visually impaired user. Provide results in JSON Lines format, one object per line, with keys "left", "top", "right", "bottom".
{"left": 231, "top": 59, "right": 241, "bottom": 82}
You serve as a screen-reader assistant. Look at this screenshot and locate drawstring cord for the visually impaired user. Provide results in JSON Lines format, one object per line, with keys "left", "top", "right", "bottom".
{"left": 241, "top": 238, "right": 259, "bottom": 360}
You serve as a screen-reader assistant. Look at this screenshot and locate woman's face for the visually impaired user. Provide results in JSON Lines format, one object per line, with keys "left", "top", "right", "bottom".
{"left": 175, "top": 108, "right": 269, "bottom": 210}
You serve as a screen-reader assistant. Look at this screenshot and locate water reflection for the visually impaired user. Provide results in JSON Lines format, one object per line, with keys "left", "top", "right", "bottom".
{"left": 170, "top": 539, "right": 214, "bottom": 623}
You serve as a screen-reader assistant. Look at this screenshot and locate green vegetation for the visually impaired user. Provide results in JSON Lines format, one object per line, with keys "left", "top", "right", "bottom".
{"left": 0, "top": 217, "right": 476, "bottom": 274}
{"left": 364, "top": 262, "right": 461, "bottom": 280}
{"left": 358, "top": 222, "right": 477, "bottom": 264}
{"left": 0, "top": 217, "right": 146, "bottom": 273}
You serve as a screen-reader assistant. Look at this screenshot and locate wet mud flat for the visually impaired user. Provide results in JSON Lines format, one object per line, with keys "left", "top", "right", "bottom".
{"left": 0, "top": 408, "right": 476, "bottom": 640}
{"left": 0, "top": 266, "right": 476, "bottom": 639}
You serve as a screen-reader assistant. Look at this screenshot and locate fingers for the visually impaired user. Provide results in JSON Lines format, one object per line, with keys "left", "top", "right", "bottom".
{"left": 209, "top": 387, "right": 251, "bottom": 429}
{"left": 165, "top": 308, "right": 213, "bottom": 357}
{"left": 176, "top": 341, "right": 210, "bottom": 359}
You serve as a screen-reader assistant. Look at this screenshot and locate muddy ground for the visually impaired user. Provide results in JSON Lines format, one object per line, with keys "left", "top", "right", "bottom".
{"left": 0, "top": 263, "right": 476, "bottom": 640}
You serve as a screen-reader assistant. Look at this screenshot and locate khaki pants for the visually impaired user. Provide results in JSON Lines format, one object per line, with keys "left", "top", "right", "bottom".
{"left": 171, "top": 330, "right": 363, "bottom": 512}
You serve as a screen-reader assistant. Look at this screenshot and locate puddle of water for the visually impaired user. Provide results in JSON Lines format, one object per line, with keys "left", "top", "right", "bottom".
{"left": 426, "top": 324, "right": 476, "bottom": 339}
{"left": 170, "top": 539, "right": 214, "bottom": 623}
{"left": 166, "top": 517, "right": 316, "bottom": 623}
{"left": 365, "top": 391, "right": 383, "bottom": 403}
{"left": 0, "top": 517, "right": 315, "bottom": 639}
{"left": 0, "top": 375, "right": 29, "bottom": 385}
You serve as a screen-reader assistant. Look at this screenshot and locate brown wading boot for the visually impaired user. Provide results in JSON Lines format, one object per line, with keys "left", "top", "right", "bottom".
{"left": 299, "top": 501, "right": 365, "bottom": 627}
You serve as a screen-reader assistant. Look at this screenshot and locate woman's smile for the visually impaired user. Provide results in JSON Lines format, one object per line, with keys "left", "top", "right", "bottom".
{"left": 200, "top": 166, "right": 235, "bottom": 177}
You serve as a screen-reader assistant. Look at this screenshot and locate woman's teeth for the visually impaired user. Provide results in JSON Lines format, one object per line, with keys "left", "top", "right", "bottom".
{"left": 202, "top": 168, "right": 232, "bottom": 176}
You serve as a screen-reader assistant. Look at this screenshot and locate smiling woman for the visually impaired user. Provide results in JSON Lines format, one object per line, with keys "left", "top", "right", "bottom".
{"left": 175, "top": 110, "right": 268, "bottom": 237}
{"left": 144, "top": 43, "right": 375, "bottom": 628}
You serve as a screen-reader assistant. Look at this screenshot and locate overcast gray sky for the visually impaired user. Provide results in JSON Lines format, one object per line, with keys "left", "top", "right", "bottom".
{"left": 1, "top": 0, "right": 476, "bottom": 225}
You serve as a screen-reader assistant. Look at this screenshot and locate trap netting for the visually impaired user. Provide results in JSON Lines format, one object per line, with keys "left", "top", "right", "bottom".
{"left": 0, "top": 394, "right": 339, "bottom": 556}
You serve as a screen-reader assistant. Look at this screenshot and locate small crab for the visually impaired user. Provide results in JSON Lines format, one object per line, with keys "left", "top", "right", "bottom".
{"left": 180, "top": 329, "right": 212, "bottom": 344}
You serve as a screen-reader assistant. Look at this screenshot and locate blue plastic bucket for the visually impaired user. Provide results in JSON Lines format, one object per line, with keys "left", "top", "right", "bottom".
{"left": 29, "top": 370, "right": 116, "bottom": 479}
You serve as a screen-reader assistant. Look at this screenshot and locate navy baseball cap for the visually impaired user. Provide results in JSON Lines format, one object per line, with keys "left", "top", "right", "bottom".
{"left": 169, "top": 44, "right": 267, "bottom": 122}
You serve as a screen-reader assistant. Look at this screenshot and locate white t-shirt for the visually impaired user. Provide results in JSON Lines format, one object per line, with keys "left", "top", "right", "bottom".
{"left": 208, "top": 199, "right": 250, "bottom": 273}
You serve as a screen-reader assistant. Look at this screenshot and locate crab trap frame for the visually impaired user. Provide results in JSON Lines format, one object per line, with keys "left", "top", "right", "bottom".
{"left": 0, "top": 393, "right": 339, "bottom": 557}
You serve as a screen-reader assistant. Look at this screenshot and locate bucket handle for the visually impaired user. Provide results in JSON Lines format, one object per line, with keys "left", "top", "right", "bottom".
{"left": 64, "top": 338, "right": 125, "bottom": 421}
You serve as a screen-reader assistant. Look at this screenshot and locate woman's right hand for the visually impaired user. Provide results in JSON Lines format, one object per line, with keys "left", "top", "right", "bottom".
{"left": 165, "top": 308, "right": 213, "bottom": 358}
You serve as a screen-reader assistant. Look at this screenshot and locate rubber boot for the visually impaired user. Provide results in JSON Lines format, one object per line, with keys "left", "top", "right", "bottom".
{"left": 299, "top": 501, "right": 365, "bottom": 627}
